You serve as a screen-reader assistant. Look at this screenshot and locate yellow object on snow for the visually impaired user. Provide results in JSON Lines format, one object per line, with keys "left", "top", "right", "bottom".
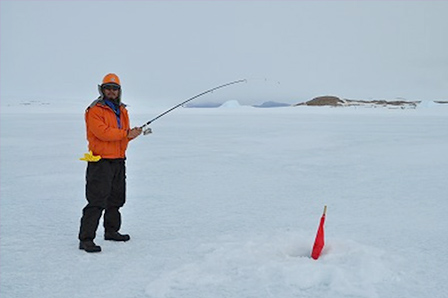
{"left": 80, "top": 151, "right": 101, "bottom": 162}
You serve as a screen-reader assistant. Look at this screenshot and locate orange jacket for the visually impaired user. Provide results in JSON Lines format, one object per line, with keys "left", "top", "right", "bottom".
{"left": 85, "top": 99, "right": 130, "bottom": 159}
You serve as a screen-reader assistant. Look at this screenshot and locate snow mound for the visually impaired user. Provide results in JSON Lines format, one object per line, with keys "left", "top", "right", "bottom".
{"left": 145, "top": 232, "right": 395, "bottom": 298}
{"left": 219, "top": 100, "right": 242, "bottom": 108}
{"left": 418, "top": 100, "right": 446, "bottom": 108}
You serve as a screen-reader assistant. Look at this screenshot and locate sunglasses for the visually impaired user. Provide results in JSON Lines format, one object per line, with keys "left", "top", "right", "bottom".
{"left": 103, "top": 84, "right": 120, "bottom": 91}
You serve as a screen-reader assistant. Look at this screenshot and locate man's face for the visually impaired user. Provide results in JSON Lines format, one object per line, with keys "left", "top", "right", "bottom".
{"left": 103, "top": 84, "right": 120, "bottom": 100}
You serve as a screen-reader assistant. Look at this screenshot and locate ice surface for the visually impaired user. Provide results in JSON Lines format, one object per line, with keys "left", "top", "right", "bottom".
{"left": 1, "top": 101, "right": 447, "bottom": 298}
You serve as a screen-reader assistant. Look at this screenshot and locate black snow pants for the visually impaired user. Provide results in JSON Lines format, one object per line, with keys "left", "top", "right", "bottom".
{"left": 79, "top": 159, "right": 126, "bottom": 241}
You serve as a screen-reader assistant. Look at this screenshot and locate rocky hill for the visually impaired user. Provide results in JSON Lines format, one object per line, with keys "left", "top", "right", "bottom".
{"left": 294, "top": 96, "right": 430, "bottom": 109}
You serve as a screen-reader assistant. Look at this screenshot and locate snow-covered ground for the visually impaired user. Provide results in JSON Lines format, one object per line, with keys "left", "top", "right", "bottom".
{"left": 1, "top": 100, "right": 447, "bottom": 298}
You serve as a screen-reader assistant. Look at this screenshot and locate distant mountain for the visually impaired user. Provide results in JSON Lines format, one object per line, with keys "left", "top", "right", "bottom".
{"left": 184, "top": 102, "right": 223, "bottom": 108}
{"left": 252, "top": 101, "right": 291, "bottom": 108}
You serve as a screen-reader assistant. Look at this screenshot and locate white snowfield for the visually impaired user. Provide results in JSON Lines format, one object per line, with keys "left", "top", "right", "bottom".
{"left": 1, "top": 100, "right": 447, "bottom": 298}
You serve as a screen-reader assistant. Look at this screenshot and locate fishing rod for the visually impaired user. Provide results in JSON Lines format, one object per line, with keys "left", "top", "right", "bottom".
{"left": 140, "top": 79, "right": 247, "bottom": 135}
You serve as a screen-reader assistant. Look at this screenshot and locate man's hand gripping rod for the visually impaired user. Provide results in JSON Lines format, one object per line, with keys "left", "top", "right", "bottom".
{"left": 140, "top": 79, "right": 247, "bottom": 135}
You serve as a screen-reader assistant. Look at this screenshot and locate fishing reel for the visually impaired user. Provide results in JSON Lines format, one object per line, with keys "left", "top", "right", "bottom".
{"left": 142, "top": 125, "right": 152, "bottom": 135}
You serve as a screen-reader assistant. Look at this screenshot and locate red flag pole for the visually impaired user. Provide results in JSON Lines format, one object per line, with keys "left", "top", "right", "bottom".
{"left": 311, "top": 205, "right": 327, "bottom": 260}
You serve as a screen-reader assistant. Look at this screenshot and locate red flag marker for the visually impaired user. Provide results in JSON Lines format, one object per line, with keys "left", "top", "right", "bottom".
{"left": 311, "top": 205, "right": 327, "bottom": 260}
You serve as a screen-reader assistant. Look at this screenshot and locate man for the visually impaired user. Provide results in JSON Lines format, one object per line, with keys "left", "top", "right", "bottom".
{"left": 78, "top": 73, "right": 142, "bottom": 253}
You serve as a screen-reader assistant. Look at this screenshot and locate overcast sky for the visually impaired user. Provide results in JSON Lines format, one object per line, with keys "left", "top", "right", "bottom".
{"left": 1, "top": 1, "right": 447, "bottom": 107}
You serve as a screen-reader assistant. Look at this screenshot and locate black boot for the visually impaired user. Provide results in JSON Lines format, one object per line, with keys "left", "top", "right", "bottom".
{"left": 104, "top": 232, "right": 130, "bottom": 242}
{"left": 79, "top": 240, "right": 102, "bottom": 253}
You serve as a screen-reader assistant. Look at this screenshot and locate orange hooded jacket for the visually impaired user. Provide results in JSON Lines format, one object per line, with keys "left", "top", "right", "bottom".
{"left": 85, "top": 99, "right": 130, "bottom": 159}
